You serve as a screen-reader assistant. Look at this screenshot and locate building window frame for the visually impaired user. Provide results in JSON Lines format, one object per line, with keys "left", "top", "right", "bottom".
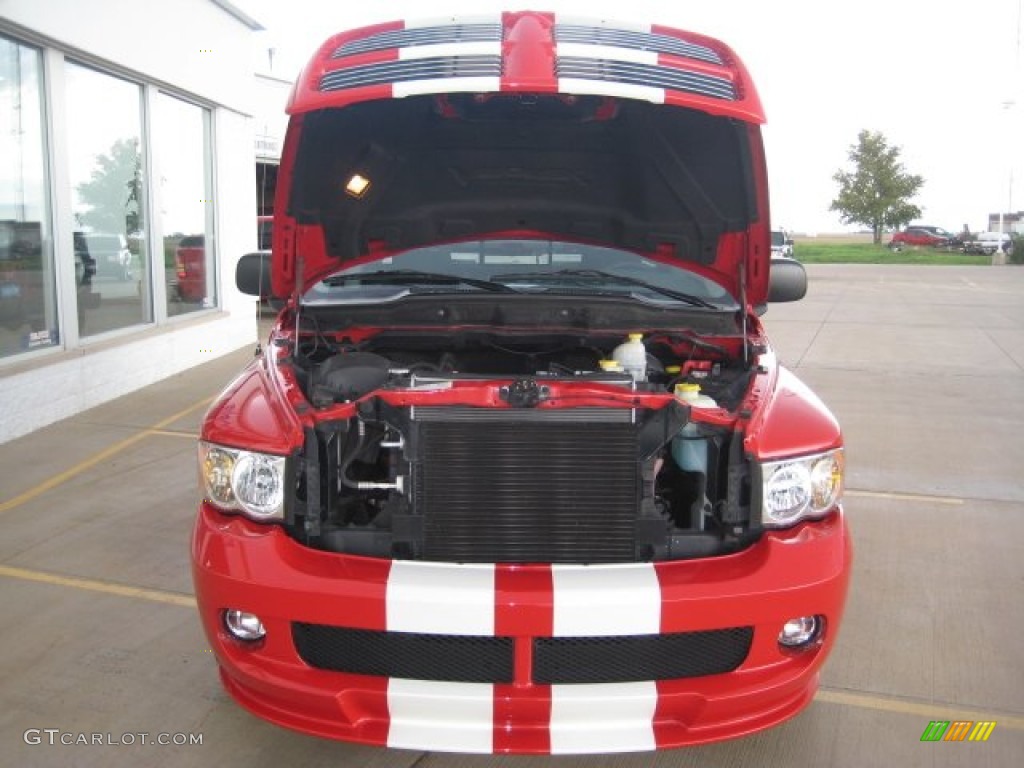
{"left": 0, "top": 29, "right": 223, "bottom": 369}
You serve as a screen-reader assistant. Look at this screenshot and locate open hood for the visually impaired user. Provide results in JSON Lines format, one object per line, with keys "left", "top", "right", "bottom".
{"left": 270, "top": 12, "right": 772, "bottom": 305}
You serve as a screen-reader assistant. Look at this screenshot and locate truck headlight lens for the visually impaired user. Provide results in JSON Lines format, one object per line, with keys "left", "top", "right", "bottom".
{"left": 761, "top": 449, "right": 843, "bottom": 528}
{"left": 199, "top": 442, "right": 286, "bottom": 521}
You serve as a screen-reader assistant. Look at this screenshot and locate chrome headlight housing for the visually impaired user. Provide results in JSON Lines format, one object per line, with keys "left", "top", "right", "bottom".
{"left": 198, "top": 441, "right": 287, "bottom": 522}
{"left": 760, "top": 449, "right": 844, "bottom": 528}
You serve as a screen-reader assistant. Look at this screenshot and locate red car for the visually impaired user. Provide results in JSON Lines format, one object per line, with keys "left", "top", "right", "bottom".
{"left": 888, "top": 227, "right": 950, "bottom": 249}
{"left": 174, "top": 235, "right": 207, "bottom": 303}
{"left": 193, "top": 12, "right": 851, "bottom": 754}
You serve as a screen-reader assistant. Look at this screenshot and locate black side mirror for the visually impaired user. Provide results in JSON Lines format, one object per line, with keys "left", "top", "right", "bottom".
{"left": 768, "top": 258, "right": 807, "bottom": 302}
{"left": 236, "top": 251, "right": 273, "bottom": 297}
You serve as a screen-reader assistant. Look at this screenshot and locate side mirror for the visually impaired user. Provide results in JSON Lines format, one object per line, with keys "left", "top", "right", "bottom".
{"left": 236, "top": 251, "right": 273, "bottom": 297}
{"left": 768, "top": 258, "right": 807, "bottom": 302}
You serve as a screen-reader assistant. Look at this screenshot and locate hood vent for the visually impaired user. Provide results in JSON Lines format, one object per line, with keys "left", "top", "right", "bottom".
{"left": 320, "top": 55, "right": 502, "bottom": 92}
{"left": 334, "top": 23, "right": 504, "bottom": 58}
{"left": 557, "top": 57, "right": 735, "bottom": 101}
{"left": 555, "top": 24, "right": 723, "bottom": 65}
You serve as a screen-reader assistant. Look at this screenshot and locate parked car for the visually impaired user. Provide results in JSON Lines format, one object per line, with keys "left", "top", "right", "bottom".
{"left": 194, "top": 12, "right": 851, "bottom": 754}
{"left": 771, "top": 229, "right": 794, "bottom": 258}
{"left": 173, "top": 235, "right": 207, "bottom": 303}
{"left": 909, "top": 225, "right": 963, "bottom": 247}
{"left": 888, "top": 227, "right": 950, "bottom": 250}
{"left": 964, "top": 231, "right": 1014, "bottom": 256}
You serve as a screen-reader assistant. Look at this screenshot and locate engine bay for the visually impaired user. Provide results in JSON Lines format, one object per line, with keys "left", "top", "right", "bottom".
{"left": 274, "top": 326, "right": 761, "bottom": 563}
{"left": 291, "top": 329, "right": 752, "bottom": 406}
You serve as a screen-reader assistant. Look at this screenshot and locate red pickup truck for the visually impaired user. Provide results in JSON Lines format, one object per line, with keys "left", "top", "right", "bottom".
{"left": 193, "top": 12, "right": 850, "bottom": 754}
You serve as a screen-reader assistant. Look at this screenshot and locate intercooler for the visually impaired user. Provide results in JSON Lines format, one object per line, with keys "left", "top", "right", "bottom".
{"left": 410, "top": 406, "right": 639, "bottom": 563}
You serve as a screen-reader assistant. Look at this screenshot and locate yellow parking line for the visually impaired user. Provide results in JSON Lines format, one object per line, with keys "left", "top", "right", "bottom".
{"left": 147, "top": 429, "right": 200, "bottom": 439}
{"left": 0, "top": 397, "right": 211, "bottom": 515}
{"left": 846, "top": 489, "right": 964, "bottom": 506}
{"left": 0, "top": 564, "right": 196, "bottom": 608}
{"left": 816, "top": 688, "right": 1024, "bottom": 730}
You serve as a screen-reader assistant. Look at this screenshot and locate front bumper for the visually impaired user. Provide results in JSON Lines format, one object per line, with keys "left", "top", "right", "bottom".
{"left": 192, "top": 504, "right": 851, "bottom": 754}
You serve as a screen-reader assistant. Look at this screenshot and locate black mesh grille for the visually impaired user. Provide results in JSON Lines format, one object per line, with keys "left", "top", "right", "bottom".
{"left": 557, "top": 57, "right": 735, "bottom": 101}
{"left": 292, "top": 624, "right": 514, "bottom": 683}
{"left": 533, "top": 627, "right": 753, "bottom": 684}
{"left": 415, "top": 417, "right": 638, "bottom": 563}
{"left": 334, "top": 24, "right": 503, "bottom": 58}
{"left": 555, "top": 24, "right": 723, "bottom": 65}
{"left": 319, "top": 56, "right": 501, "bottom": 92}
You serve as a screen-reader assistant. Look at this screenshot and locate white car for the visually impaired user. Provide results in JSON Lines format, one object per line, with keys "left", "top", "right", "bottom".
{"left": 965, "top": 232, "right": 1014, "bottom": 256}
{"left": 771, "top": 230, "right": 794, "bottom": 258}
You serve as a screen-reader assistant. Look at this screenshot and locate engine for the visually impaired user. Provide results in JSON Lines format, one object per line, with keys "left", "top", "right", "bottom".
{"left": 282, "top": 332, "right": 758, "bottom": 563}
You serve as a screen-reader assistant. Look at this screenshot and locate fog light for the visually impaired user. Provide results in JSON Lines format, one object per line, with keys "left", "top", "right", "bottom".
{"left": 778, "top": 615, "right": 823, "bottom": 648}
{"left": 224, "top": 609, "right": 266, "bottom": 641}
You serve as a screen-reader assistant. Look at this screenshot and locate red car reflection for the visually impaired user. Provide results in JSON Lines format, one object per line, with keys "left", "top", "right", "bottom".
{"left": 174, "top": 235, "right": 206, "bottom": 303}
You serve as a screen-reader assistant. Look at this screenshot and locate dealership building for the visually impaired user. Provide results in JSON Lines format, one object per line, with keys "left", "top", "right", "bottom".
{"left": 0, "top": 0, "right": 272, "bottom": 443}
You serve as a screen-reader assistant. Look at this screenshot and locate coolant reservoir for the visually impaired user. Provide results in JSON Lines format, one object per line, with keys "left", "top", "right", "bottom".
{"left": 672, "top": 383, "right": 717, "bottom": 473}
{"left": 612, "top": 333, "right": 647, "bottom": 382}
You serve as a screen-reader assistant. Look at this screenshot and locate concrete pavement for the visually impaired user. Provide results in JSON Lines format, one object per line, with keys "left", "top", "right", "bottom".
{"left": 0, "top": 264, "right": 1022, "bottom": 767}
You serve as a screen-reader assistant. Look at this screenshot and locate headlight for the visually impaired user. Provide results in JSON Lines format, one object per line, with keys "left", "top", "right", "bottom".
{"left": 198, "top": 441, "right": 287, "bottom": 522}
{"left": 760, "top": 449, "right": 843, "bottom": 528}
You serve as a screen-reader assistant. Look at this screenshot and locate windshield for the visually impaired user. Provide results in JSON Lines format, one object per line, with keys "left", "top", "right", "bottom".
{"left": 303, "top": 240, "right": 736, "bottom": 308}
{"left": 771, "top": 231, "right": 784, "bottom": 246}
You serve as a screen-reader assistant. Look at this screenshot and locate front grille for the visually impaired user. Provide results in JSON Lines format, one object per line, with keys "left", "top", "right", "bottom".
{"left": 555, "top": 25, "right": 723, "bottom": 65}
{"left": 292, "top": 623, "right": 752, "bottom": 684}
{"left": 557, "top": 57, "right": 735, "bottom": 101}
{"left": 319, "top": 55, "right": 502, "bottom": 92}
{"left": 334, "top": 23, "right": 504, "bottom": 58}
{"left": 414, "top": 415, "right": 639, "bottom": 563}
{"left": 533, "top": 627, "right": 753, "bottom": 684}
{"left": 292, "top": 623, "right": 514, "bottom": 683}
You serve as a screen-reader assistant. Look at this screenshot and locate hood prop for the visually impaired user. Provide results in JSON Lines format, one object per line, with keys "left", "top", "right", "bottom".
{"left": 739, "top": 260, "right": 749, "bottom": 366}
{"left": 293, "top": 255, "right": 305, "bottom": 347}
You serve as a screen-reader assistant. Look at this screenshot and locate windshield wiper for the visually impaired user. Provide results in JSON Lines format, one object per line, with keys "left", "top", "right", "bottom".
{"left": 491, "top": 269, "right": 720, "bottom": 308}
{"left": 322, "top": 269, "right": 519, "bottom": 293}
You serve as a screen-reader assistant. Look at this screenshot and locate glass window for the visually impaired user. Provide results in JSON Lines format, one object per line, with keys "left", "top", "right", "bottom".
{"left": 65, "top": 62, "right": 150, "bottom": 337}
{"left": 156, "top": 94, "right": 215, "bottom": 316}
{"left": 0, "top": 36, "right": 57, "bottom": 359}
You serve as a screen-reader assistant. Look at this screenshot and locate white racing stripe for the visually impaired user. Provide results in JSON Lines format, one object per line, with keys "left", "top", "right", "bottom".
{"left": 552, "top": 563, "right": 661, "bottom": 636}
{"left": 556, "top": 42, "right": 658, "bottom": 65}
{"left": 398, "top": 42, "right": 502, "bottom": 60}
{"left": 556, "top": 78, "right": 665, "bottom": 104}
{"left": 393, "top": 76, "right": 501, "bottom": 98}
{"left": 550, "top": 681, "right": 658, "bottom": 753}
{"left": 386, "top": 560, "right": 495, "bottom": 635}
{"left": 387, "top": 678, "right": 494, "bottom": 753}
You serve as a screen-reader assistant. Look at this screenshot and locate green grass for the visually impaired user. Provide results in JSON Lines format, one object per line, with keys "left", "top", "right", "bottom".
{"left": 793, "top": 242, "right": 994, "bottom": 265}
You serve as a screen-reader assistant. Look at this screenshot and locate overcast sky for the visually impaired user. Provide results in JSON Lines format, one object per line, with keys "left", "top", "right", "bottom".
{"left": 238, "top": 0, "right": 1024, "bottom": 234}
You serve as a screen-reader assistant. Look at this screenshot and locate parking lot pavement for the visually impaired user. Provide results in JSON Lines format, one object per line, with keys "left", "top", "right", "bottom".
{"left": 1, "top": 265, "right": 1022, "bottom": 767}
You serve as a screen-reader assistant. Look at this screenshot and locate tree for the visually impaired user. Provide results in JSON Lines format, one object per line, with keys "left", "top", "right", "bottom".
{"left": 830, "top": 130, "right": 924, "bottom": 244}
{"left": 75, "top": 137, "right": 144, "bottom": 236}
